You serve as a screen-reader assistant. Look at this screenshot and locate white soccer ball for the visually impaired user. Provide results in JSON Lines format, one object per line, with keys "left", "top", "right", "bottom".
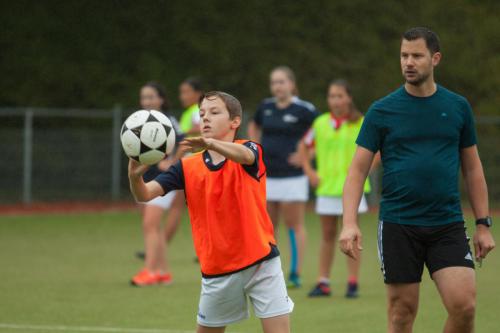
{"left": 120, "top": 110, "right": 176, "bottom": 165}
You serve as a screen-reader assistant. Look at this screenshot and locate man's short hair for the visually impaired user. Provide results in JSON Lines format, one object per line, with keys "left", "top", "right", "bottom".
{"left": 402, "top": 27, "right": 440, "bottom": 54}
{"left": 199, "top": 91, "right": 242, "bottom": 120}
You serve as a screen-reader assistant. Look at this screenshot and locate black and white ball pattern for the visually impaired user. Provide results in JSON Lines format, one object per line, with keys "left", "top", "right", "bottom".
{"left": 120, "top": 110, "right": 176, "bottom": 165}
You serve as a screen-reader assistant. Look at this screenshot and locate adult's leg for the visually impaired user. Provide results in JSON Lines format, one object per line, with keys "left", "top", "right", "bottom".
{"left": 433, "top": 267, "right": 475, "bottom": 333}
{"left": 196, "top": 325, "right": 225, "bottom": 333}
{"left": 142, "top": 205, "right": 167, "bottom": 272}
{"left": 281, "top": 201, "right": 306, "bottom": 274}
{"left": 386, "top": 283, "right": 420, "bottom": 333}
{"left": 318, "top": 215, "right": 338, "bottom": 280}
{"left": 164, "top": 191, "right": 185, "bottom": 243}
{"left": 267, "top": 201, "right": 281, "bottom": 238}
{"left": 261, "top": 314, "right": 290, "bottom": 333}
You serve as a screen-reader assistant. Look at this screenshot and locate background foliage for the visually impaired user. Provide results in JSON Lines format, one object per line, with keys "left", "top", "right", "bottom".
{"left": 1, "top": 0, "right": 499, "bottom": 114}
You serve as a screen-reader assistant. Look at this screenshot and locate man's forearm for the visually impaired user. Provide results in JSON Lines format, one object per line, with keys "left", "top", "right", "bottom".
{"left": 465, "top": 168, "right": 489, "bottom": 220}
{"left": 343, "top": 169, "right": 368, "bottom": 227}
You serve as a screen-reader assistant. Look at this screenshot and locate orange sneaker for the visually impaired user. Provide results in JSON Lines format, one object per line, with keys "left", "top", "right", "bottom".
{"left": 130, "top": 269, "right": 159, "bottom": 286}
{"left": 157, "top": 273, "right": 173, "bottom": 285}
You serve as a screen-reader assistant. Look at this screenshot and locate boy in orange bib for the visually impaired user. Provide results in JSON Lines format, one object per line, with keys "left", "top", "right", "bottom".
{"left": 128, "top": 91, "right": 293, "bottom": 333}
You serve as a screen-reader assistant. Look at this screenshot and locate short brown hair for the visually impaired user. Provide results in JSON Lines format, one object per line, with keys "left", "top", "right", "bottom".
{"left": 402, "top": 27, "right": 440, "bottom": 54}
{"left": 198, "top": 91, "right": 242, "bottom": 120}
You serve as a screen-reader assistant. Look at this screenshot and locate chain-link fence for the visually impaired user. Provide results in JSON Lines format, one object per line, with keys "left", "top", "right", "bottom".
{"left": 0, "top": 108, "right": 129, "bottom": 203}
{"left": 1, "top": 108, "right": 499, "bottom": 207}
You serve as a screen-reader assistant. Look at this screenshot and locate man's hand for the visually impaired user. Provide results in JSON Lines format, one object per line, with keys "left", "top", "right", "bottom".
{"left": 179, "top": 137, "right": 213, "bottom": 152}
{"left": 339, "top": 225, "right": 363, "bottom": 260}
{"left": 128, "top": 159, "right": 149, "bottom": 180}
{"left": 473, "top": 225, "right": 495, "bottom": 261}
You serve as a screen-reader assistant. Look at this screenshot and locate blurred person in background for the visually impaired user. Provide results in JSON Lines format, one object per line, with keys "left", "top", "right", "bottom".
{"left": 131, "top": 81, "right": 185, "bottom": 286}
{"left": 179, "top": 77, "right": 203, "bottom": 136}
{"left": 248, "top": 66, "right": 318, "bottom": 288}
{"left": 159, "top": 76, "right": 204, "bottom": 254}
{"left": 159, "top": 77, "right": 204, "bottom": 245}
{"left": 300, "top": 80, "right": 378, "bottom": 298}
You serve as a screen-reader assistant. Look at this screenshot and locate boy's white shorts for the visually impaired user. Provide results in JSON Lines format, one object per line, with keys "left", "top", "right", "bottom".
{"left": 197, "top": 256, "right": 294, "bottom": 327}
{"left": 315, "top": 195, "right": 368, "bottom": 216}
{"left": 143, "top": 190, "right": 177, "bottom": 209}
{"left": 266, "top": 175, "right": 309, "bottom": 202}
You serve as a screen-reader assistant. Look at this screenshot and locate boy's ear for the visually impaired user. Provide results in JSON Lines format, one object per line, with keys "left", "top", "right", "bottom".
{"left": 231, "top": 116, "right": 241, "bottom": 129}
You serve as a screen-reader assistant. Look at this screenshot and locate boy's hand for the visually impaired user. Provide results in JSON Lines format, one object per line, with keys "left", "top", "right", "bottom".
{"left": 128, "top": 159, "right": 150, "bottom": 180}
{"left": 180, "top": 137, "right": 214, "bottom": 151}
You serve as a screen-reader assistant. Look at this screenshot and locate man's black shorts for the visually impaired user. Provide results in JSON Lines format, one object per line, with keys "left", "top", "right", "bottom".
{"left": 377, "top": 221, "right": 475, "bottom": 284}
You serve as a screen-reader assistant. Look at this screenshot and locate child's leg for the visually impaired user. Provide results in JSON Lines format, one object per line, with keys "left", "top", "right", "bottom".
{"left": 260, "top": 314, "right": 290, "bottom": 333}
{"left": 344, "top": 214, "right": 361, "bottom": 298}
{"left": 247, "top": 257, "right": 294, "bottom": 331}
{"left": 287, "top": 229, "right": 298, "bottom": 275}
{"left": 318, "top": 215, "right": 338, "bottom": 280}
{"left": 345, "top": 196, "right": 367, "bottom": 285}
{"left": 281, "top": 202, "right": 306, "bottom": 275}
{"left": 142, "top": 204, "right": 166, "bottom": 272}
{"left": 196, "top": 325, "right": 225, "bottom": 333}
{"left": 197, "top": 274, "right": 249, "bottom": 329}
{"left": 346, "top": 243, "right": 361, "bottom": 282}
{"left": 164, "top": 191, "right": 185, "bottom": 243}
{"left": 267, "top": 201, "right": 281, "bottom": 238}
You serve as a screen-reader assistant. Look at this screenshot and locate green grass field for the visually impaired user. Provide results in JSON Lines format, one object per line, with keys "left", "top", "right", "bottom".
{"left": 0, "top": 210, "right": 498, "bottom": 333}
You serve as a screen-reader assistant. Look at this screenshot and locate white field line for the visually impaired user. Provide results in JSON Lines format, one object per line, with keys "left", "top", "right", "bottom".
{"left": 0, "top": 323, "right": 242, "bottom": 333}
{"left": 0, "top": 323, "right": 193, "bottom": 333}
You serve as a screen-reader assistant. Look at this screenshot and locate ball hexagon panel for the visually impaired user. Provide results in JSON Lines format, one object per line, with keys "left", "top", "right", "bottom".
{"left": 140, "top": 122, "right": 168, "bottom": 149}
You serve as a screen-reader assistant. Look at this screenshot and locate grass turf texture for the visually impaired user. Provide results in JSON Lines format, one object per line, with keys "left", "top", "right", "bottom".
{"left": 0, "top": 210, "right": 498, "bottom": 333}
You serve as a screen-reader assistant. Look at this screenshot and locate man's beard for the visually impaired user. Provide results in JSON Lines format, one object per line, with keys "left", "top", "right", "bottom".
{"left": 404, "top": 71, "right": 430, "bottom": 86}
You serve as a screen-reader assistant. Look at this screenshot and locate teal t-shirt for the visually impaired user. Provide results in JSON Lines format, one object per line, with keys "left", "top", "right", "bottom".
{"left": 356, "top": 85, "right": 477, "bottom": 226}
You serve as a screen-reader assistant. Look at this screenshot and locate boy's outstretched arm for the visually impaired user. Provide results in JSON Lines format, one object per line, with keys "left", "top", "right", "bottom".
{"left": 128, "top": 159, "right": 165, "bottom": 202}
{"left": 180, "top": 137, "right": 255, "bottom": 165}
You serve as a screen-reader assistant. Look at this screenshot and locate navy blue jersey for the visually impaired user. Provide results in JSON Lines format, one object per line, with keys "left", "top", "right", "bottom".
{"left": 154, "top": 141, "right": 261, "bottom": 194}
{"left": 143, "top": 112, "right": 184, "bottom": 182}
{"left": 254, "top": 97, "right": 318, "bottom": 177}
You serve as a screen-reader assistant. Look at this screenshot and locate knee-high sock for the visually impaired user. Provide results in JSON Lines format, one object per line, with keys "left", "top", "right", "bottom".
{"left": 288, "top": 228, "right": 298, "bottom": 274}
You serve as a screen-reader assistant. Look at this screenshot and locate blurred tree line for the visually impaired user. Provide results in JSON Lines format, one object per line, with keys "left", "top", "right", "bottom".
{"left": 1, "top": 0, "right": 499, "bottom": 115}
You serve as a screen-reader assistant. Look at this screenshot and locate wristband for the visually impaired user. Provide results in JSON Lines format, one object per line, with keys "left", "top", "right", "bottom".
{"left": 475, "top": 216, "right": 492, "bottom": 228}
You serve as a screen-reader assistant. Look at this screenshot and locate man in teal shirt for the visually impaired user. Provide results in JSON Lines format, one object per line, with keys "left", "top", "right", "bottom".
{"left": 340, "top": 27, "right": 495, "bottom": 333}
